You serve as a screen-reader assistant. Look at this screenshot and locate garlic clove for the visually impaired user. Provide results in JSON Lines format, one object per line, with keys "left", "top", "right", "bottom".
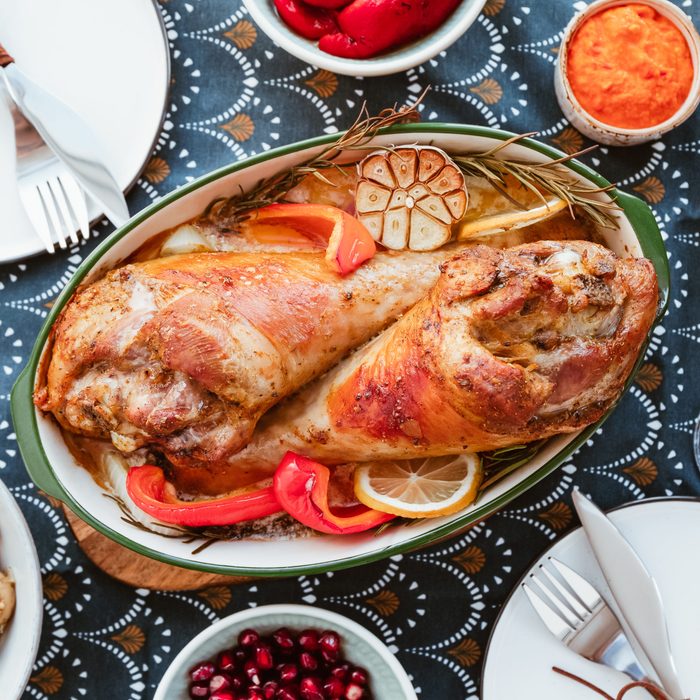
{"left": 415, "top": 195, "right": 453, "bottom": 225}
{"left": 409, "top": 209, "right": 451, "bottom": 250}
{"left": 357, "top": 212, "right": 384, "bottom": 241}
{"left": 355, "top": 181, "right": 391, "bottom": 212}
{"left": 428, "top": 164, "right": 464, "bottom": 194}
{"left": 383, "top": 208, "right": 410, "bottom": 249}
{"left": 389, "top": 149, "right": 418, "bottom": 188}
{"left": 418, "top": 149, "right": 447, "bottom": 182}
{"left": 362, "top": 154, "right": 397, "bottom": 188}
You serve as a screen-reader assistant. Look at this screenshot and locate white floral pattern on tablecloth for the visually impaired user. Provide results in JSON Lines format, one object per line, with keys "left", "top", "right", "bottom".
{"left": 1, "top": 1, "right": 698, "bottom": 698}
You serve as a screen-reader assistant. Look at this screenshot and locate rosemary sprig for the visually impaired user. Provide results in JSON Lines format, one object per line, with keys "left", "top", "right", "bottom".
{"left": 477, "top": 439, "right": 547, "bottom": 496}
{"left": 202, "top": 91, "right": 427, "bottom": 231}
{"left": 453, "top": 133, "right": 620, "bottom": 229}
{"left": 102, "top": 493, "right": 303, "bottom": 554}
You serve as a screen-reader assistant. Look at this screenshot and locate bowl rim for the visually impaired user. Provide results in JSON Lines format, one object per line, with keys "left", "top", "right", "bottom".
{"left": 0, "top": 478, "right": 43, "bottom": 700}
{"left": 11, "top": 123, "right": 671, "bottom": 577}
{"left": 153, "top": 603, "right": 417, "bottom": 700}
{"left": 241, "top": 0, "right": 487, "bottom": 77}
{"left": 557, "top": 0, "right": 700, "bottom": 136}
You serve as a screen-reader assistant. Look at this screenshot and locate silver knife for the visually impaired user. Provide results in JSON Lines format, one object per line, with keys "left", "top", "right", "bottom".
{"left": 572, "top": 489, "right": 685, "bottom": 699}
{"left": 0, "top": 42, "right": 129, "bottom": 228}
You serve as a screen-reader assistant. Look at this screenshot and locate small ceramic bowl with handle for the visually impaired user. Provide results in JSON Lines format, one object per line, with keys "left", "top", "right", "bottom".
{"left": 242, "top": 0, "right": 486, "bottom": 77}
{"left": 154, "top": 604, "right": 417, "bottom": 699}
{"left": 554, "top": 0, "right": 700, "bottom": 146}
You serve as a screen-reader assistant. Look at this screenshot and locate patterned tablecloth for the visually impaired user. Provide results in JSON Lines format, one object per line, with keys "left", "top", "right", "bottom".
{"left": 2, "top": 1, "right": 699, "bottom": 698}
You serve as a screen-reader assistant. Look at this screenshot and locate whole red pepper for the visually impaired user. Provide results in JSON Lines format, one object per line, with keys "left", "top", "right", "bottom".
{"left": 273, "top": 0, "right": 339, "bottom": 40}
{"left": 273, "top": 452, "right": 395, "bottom": 535}
{"left": 319, "top": 0, "right": 462, "bottom": 59}
{"left": 126, "top": 465, "right": 282, "bottom": 527}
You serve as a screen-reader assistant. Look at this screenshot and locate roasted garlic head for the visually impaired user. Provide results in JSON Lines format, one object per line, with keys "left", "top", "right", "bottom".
{"left": 355, "top": 146, "right": 468, "bottom": 251}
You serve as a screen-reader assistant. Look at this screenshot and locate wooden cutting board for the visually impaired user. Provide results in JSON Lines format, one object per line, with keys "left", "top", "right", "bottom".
{"left": 63, "top": 505, "right": 249, "bottom": 590}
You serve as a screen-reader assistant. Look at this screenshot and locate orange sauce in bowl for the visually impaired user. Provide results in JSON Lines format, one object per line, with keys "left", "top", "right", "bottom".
{"left": 567, "top": 3, "right": 694, "bottom": 129}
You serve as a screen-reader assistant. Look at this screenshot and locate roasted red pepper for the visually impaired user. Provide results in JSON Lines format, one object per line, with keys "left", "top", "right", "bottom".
{"left": 319, "top": 0, "right": 462, "bottom": 58}
{"left": 248, "top": 203, "right": 376, "bottom": 275}
{"left": 273, "top": 0, "right": 339, "bottom": 40}
{"left": 304, "top": 0, "right": 351, "bottom": 7}
{"left": 273, "top": 452, "right": 395, "bottom": 535}
{"left": 126, "top": 465, "right": 282, "bottom": 527}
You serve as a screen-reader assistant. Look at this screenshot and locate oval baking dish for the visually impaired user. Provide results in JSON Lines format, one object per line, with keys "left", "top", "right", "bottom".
{"left": 11, "top": 124, "right": 669, "bottom": 577}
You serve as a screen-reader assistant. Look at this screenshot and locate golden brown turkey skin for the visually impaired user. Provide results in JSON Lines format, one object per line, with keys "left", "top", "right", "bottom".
{"left": 35, "top": 249, "right": 450, "bottom": 473}
{"left": 214, "top": 241, "right": 658, "bottom": 489}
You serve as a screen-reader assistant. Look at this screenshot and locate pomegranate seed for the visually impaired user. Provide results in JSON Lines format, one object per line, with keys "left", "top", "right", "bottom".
{"left": 217, "top": 650, "right": 236, "bottom": 672}
{"left": 230, "top": 673, "right": 245, "bottom": 690}
{"left": 277, "top": 686, "right": 300, "bottom": 700}
{"left": 238, "top": 628, "right": 260, "bottom": 648}
{"left": 234, "top": 649, "right": 248, "bottom": 664}
{"left": 244, "top": 660, "right": 261, "bottom": 686}
{"left": 191, "top": 662, "right": 216, "bottom": 682}
{"left": 323, "top": 677, "right": 345, "bottom": 699}
{"left": 299, "top": 675, "right": 324, "bottom": 700}
{"left": 189, "top": 682, "right": 209, "bottom": 698}
{"left": 210, "top": 693, "right": 235, "bottom": 700}
{"left": 277, "top": 663, "right": 298, "bottom": 683}
{"left": 247, "top": 687, "right": 264, "bottom": 700}
{"left": 344, "top": 683, "right": 365, "bottom": 700}
{"left": 255, "top": 643, "right": 274, "bottom": 670}
{"left": 262, "top": 680, "right": 279, "bottom": 699}
{"left": 210, "top": 673, "right": 232, "bottom": 693}
{"left": 329, "top": 664, "right": 350, "bottom": 681}
{"left": 272, "top": 627, "right": 295, "bottom": 651}
{"left": 349, "top": 668, "right": 368, "bottom": 686}
{"left": 299, "top": 652, "right": 318, "bottom": 671}
{"left": 298, "top": 629, "right": 319, "bottom": 652}
{"left": 319, "top": 631, "right": 340, "bottom": 654}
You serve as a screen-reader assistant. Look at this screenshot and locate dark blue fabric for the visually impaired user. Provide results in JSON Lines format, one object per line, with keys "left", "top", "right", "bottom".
{"left": 1, "top": 1, "right": 698, "bottom": 698}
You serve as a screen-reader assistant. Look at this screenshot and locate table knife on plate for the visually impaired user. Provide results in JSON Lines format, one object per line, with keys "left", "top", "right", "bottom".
{"left": 572, "top": 489, "right": 685, "bottom": 699}
{"left": 0, "top": 42, "right": 129, "bottom": 228}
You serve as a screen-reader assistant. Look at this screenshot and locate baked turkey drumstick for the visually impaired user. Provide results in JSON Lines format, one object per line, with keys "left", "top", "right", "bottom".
{"left": 214, "top": 241, "right": 658, "bottom": 485}
{"left": 36, "top": 249, "right": 450, "bottom": 471}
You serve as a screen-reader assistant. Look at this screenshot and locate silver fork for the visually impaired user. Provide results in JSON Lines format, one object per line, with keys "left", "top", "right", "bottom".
{"left": 11, "top": 99, "right": 89, "bottom": 253}
{"left": 523, "top": 556, "right": 650, "bottom": 683}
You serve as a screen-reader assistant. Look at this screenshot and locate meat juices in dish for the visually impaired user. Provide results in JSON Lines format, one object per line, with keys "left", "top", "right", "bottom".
{"left": 36, "top": 248, "right": 451, "bottom": 483}
{"left": 217, "top": 241, "right": 658, "bottom": 480}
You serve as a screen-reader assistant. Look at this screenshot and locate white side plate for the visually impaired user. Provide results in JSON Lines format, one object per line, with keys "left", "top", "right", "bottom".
{"left": 482, "top": 499, "right": 700, "bottom": 699}
{"left": 0, "top": 0, "right": 169, "bottom": 262}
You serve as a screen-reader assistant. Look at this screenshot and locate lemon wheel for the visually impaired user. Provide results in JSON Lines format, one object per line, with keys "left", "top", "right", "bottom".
{"left": 353, "top": 453, "right": 482, "bottom": 519}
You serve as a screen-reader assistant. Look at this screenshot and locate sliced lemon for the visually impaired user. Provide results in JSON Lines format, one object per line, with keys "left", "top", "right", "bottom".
{"left": 353, "top": 453, "right": 482, "bottom": 518}
{"left": 455, "top": 174, "right": 568, "bottom": 240}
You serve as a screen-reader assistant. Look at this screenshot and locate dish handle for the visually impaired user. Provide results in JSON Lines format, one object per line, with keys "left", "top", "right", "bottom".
{"left": 10, "top": 365, "right": 66, "bottom": 501}
{"left": 615, "top": 189, "right": 670, "bottom": 320}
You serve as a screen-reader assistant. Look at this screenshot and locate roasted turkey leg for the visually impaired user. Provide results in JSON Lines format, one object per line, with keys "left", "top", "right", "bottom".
{"left": 206, "top": 241, "right": 657, "bottom": 491}
{"left": 36, "top": 249, "right": 450, "bottom": 472}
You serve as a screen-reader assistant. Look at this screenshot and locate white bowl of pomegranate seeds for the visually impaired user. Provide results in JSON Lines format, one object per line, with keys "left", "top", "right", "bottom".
{"left": 154, "top": 604, "right": 417, "bottom": 700}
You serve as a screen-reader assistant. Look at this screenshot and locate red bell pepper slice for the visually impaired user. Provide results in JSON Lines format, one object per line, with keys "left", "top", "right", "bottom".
{"left": 126, "top": 465, "right": 282, "bottom": 528}
{"left": 273, "top": 0, "right": 338, "bottom": 40}
{"left": 273, "top": 451, "right": 395, "bottom": 534}
{"left": 248, "top": 202, "right": 376, "bottom": 275}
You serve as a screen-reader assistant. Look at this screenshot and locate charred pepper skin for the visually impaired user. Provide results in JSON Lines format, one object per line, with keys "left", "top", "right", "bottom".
{"left": 273, "top": 0, "right": 339, "bottom": 40}
{"left": 319, "top": 0, "right": 463, "bottom": 58}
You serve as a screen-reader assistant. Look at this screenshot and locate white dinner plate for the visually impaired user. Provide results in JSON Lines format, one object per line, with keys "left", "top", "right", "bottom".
{"left": 0, "top": 479, "right": 43, "bottom": 700}
{"left": 0, "top": 0, "right": 169, "bottom": 262}
{"left": 482, "top": 498, "right": 700, "bottom": 700}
